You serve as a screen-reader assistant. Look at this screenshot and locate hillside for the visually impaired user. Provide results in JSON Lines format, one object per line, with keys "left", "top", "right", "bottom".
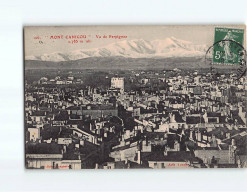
{"left": 25, "top": 56, "right": 207, "bottom": 70}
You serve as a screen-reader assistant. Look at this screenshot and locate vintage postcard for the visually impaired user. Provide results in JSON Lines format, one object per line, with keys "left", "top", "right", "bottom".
{"left": 24, "top": 25, "right": 247, "bottom": 169}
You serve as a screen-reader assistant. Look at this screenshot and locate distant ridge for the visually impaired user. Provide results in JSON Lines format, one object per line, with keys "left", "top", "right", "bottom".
{"left": 25, "top": 56, "right": 210, "bottom": 70}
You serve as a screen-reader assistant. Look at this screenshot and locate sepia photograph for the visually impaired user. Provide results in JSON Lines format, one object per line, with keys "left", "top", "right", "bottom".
{"left": 24, "top": 25, "right": 247, "bottom": 169}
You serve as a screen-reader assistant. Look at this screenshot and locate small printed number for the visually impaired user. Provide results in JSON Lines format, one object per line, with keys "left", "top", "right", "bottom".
{"left": 215, "top": 51, "right": 221, "bottom": 59}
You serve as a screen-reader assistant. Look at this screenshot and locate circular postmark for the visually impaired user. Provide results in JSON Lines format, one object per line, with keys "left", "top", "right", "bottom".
{"left": 205, "top": 39, "right": 246, "bottom": 80}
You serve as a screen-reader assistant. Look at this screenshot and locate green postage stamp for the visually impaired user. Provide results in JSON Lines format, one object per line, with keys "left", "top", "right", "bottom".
{"left": 213, "top": 27, "right": 245, "bottom": 65}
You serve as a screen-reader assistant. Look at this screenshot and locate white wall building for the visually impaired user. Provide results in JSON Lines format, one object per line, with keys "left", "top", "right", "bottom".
{"left": 111, "top": 77, "right": 124, "bottom": 92}
{"left": 28, "top": 127, "right": 40, "bottom": 142}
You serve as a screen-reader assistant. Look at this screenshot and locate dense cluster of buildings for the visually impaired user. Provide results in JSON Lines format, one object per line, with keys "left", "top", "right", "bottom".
{"left": 25, "top": 69, "right": 247, "bottom": 169}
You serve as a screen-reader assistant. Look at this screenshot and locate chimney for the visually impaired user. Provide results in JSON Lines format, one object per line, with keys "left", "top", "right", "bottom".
{"left": 229, "top": 144, "right": 236, "bottom": 164}
{"left": 170, "top": 113, "right": 176, "bottom": 123}
{"left": 164, "top": 146, "right": 170, "bottom": 156}
{"left": 181, "top": 129, "right": 185, "bottom": 135}
{"left": 141, "top": 126, "right": 144, "bottom": 134}
{"left": 127, "top": 162, "right": 130, "bottom": 169}
{"left": 109, "top": 127, "right": 113, "bottom": 133}
{"left": 137, "top": 150, "right": 142, "bottom": 165}
{"left": 174, "top": 140, "right": 180, "bottom": 151}
{"left": 125, "top": 159, "right": 129, "bottom": 165}
{"left": 63, "top": 145, "right": 67, "bottom": 153}
{"left": 95, "top": 163, "right": 99, "bottom": 169}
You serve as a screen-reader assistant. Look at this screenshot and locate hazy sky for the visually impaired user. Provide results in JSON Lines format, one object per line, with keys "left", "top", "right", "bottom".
{"left": 24, "top": 25, "right": 245, "bottom": 56}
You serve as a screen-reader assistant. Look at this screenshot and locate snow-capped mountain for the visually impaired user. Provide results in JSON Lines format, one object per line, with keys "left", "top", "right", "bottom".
{"left": 26, "top": 37, "right": 207, "bottom": 62}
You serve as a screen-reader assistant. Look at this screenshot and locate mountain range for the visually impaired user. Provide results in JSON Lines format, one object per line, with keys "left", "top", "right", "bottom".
{"left": 26, "top": 37, "right": 208, "bottom": 62}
